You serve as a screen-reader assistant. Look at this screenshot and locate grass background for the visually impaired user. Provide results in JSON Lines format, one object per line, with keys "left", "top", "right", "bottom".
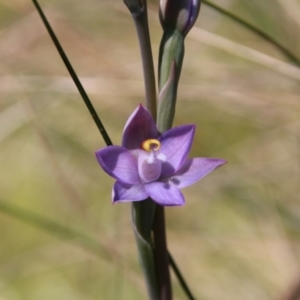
{"left": 0, "top": 0, "right": 300, "bottom": 299}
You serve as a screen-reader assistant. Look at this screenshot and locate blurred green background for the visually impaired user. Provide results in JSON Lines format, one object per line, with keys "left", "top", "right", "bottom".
{"left": 1, "top": 0, "right": 300, "bottom": 299}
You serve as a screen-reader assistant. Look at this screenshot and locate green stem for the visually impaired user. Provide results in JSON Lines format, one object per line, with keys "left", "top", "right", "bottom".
{"left": 124, "top": 0, "right": 157, "bottom": 119}
{"left": 131, "top": 200, "right": 159, "bottom": 300}
{"left": 32, "top": 0, "right": 112, "bottom": 146}
{"left": 158, "top": 31, "right": 184, "bottom": 132}
{"left": 124, "top": 2, "right": 173, "bottom": 299}
{"left": 158, "top": 30, "right": 184, "bottom": 91}
{"left": 202, "top": 0, "right": 300, "bottom": 67}
{"left": 153, "top": 205, "right": 172, "bottom": 300}
{"left": 168, "top": 253, "right": 196, "bottom": 300}
{"left": 156, "top": 22, "right": 188, "bottom": 300}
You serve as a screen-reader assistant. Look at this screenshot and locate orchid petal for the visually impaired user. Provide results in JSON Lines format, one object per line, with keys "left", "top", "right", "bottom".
{"left": 138, "top": 151, "right": 162, "bottom": 183}
{"left": 113, "top": 181, "right": 148, "bottom": 203}
{"left": 144, "top": 182, "right": 185, "bottom": 206}
{"left": 170, "top": 158, "right": 226, "bottom": 188}
{"left": 95, "top": 146, "right": 140, "bottom": 184}
{"left": 122, "top": 104, "right": 160, "bottom": 151}
{"left": 159, "top": 125, "right": 195, "bottom": 177}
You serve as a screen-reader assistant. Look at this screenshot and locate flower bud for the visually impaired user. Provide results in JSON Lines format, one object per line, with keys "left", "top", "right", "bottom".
{"left": 159, "top": 0, "right": 201, "bottom": 36}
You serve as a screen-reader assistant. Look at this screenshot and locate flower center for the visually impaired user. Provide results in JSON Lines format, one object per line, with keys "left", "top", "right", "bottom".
{"left": 141, "top": 139, "right": 161, "bottom": 152}
{"left": 138, "top": 139, "right": 163, "bottom": 183}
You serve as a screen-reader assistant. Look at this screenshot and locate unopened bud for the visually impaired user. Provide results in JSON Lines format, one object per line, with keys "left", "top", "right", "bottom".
{"left": 159, "top": 0, "right": 201, "bottom": 36}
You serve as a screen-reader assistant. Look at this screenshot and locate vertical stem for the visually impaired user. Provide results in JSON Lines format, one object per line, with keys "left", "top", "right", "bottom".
{"left": 153, "top": 205, "right": 172, "bottom": 300}
{"left": 32, "top": 0, "right": 112, "bottom": 146}
{"left": 124, "top": 0, "right": 157, "bottom": 119}
{"left": 132, "top": 200, "right": 159, "bottom": 300}
{"left": 124, "top": 2, "right": 171, "bottom": 299}
{"left": 168, "top": 253, "right": 196, "bottom": 300}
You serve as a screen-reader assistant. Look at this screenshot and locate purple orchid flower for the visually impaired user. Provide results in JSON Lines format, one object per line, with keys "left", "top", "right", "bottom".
{"left": 95, "top": 104, "right": 226, "bottom": 206}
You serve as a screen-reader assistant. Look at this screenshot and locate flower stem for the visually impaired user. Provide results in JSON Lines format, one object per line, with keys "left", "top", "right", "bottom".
{"left": 124, "top": 2, "right": 172, "bottom": 299}
{"left": 168, "top": 253, "right": 196, "bottom": 300}
{"left": 156, "top": 29, "right": 187, "bottom": 300}
{"left": 155, "top": 15, "right": 189, "bottom": 300}
{"left": 153, "top": 205, "right": 172, "bottom": 300}
{"left": 157, "top": 30, "right": 185, "bottom": 132}
{"left": 124, "top": 0, "right": 157, "bottom": 119}
{"left": 132, "top": 199, "right": 159, "bottom": 300}
{"left": 32, "top": 0, "right": 112, "bottom": 146}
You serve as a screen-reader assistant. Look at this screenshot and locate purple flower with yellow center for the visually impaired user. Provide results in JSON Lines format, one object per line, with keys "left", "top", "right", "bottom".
{"left": 95, "top": 104, "right": 226, "bottom": 206}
